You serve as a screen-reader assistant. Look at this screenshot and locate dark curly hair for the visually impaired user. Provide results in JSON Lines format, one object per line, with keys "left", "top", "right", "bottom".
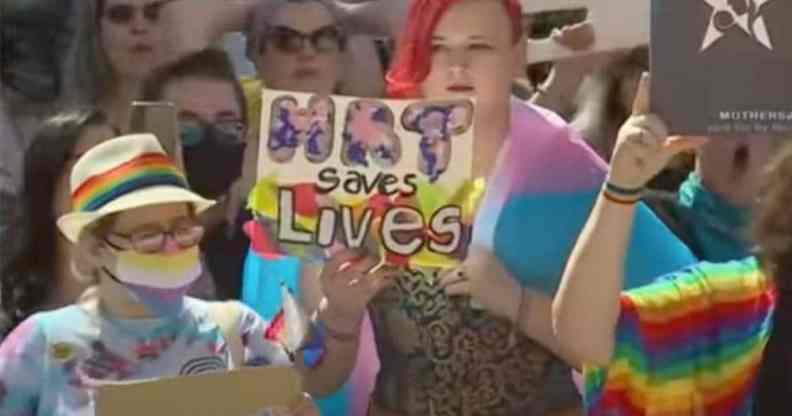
{"left": 1, "top": 109, "right": 110, "bottom": 335}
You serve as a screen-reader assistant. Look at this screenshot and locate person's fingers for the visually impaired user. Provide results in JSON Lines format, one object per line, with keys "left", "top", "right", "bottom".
{"left": 552, "top": 21, "right": 596, "bottom": 50}
{"left": 443, "top": 280, "right": 471, "bottom": 297}
{"left": 346, "top": 256, "right": 381, "bottom": 275}
{"left": 550, "top": 27, "right": 562, "bottom": 41}
{"left": 639, "top": 114, "right": 670, "bottom": 142}
{"left": 289, "top": 394, "right": 318, "bottom": 416}
{"left": 631, "top": 72, "right": 651, "bottom": 116}
{"left": 663, "top": 135, "right": 709, "bottom": 153}
{"left": 627, "top": 127, "right": 656, "bottom": 149}
{"left": 438, "top": 267, "right": 466, "bottom": 288}
{"left": 362, "top": 268, "right": 398, "bottom": 295}
{"left": 325, "top": 249, "right": 367, "bottom": 275}
{"left": 343, "top": 257, "right": 391, "bottom": 286}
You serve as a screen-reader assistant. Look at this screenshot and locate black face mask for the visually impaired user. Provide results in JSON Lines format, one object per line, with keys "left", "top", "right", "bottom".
{"left": 180, "top": 120, "right": 247, "bottom": 199}
{"left": 1, "top": 0, "right": 74, "bottom": 101}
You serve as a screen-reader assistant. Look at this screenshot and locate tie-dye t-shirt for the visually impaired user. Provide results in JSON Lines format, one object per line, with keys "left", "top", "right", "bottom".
{"left": 0, "top": 297, "right": 290, "bottom": 416}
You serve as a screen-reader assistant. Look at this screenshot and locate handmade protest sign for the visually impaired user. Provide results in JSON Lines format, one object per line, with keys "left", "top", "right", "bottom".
{"left": 521, "top": 0, "right": 650, "bottom": 64}
{"left": 250, "top": 89, "right": 479, "bottom": 268}
{"left": 651, "top": 0, "right": 792, "bottom": 135}
{"left": 95, "top": 366, "right": 303, "bottom": 416}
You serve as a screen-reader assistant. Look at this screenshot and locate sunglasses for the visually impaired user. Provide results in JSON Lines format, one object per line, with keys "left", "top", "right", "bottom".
{"left": 103, "top": 1, "right": 169, "bottom": 25}
{"left": 260, "top": 25, "right": 346, "bottom": 55}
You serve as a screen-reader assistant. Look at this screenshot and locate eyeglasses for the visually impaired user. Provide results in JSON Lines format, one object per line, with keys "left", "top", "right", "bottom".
{"left": 260, "top": 25, "right": 346, "bottom": 55}
{"left": 180, "top": 119, "right": 246, "bottom": 147}
{"left": 104, "top": 1, "right": 169, "bottom": 25}
{"left": 108, "top": 219, "right": 204, "bottom": 254}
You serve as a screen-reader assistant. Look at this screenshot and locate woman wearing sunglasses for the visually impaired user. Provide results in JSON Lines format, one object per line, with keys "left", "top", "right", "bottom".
{"left": 0, "top": 134, "right": 328, "bottom": 415}
{"left": 238, "top": 0, "right": 355, "bottom": 143}
{"left": 88, "top": 0, "right": 174, "bottom": 129}
{"left": 246, "top": 0, "right": 348, "bottom": 96}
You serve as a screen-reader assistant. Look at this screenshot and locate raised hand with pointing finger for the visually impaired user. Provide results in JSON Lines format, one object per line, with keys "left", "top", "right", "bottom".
{"left": 607, "top": 73, "right": 708, "bottom": 192}
{"left": 553, "top": 72, "right": 708, "bottom": 367}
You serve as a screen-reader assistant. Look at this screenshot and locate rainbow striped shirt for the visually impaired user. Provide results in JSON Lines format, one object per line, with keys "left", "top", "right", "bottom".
{"left": 584, "top": 257, "right": 774, "bottom": 415}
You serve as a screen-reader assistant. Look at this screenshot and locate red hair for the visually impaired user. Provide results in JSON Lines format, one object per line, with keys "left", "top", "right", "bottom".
{"left": 385, "top": 0, "right": 523, "bottom": 98}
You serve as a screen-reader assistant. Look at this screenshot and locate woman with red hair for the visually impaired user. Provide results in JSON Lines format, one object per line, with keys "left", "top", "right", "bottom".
{"left": 301, "top": 0, "right": 697, "bottom": 414}
{"left": 382, "top": 2, "right": 583, "bottom": 413}
{"left": 369, "top": 3, "right": 586, "bottom": 414}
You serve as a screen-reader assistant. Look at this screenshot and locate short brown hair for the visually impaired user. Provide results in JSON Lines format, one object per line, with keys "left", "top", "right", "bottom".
{"left": 142, "top": 48, "right": 248, "bottom": 128}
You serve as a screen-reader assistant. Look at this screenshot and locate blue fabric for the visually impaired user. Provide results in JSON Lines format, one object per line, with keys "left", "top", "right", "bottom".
{"left": 494, "top": 190, "right": 698, "bottom": 294}
{"left": 677, "top": 173, "right": 753, "bottom": 262}
{"left": 242, "top": 250, "right": 350, "bottom": 416}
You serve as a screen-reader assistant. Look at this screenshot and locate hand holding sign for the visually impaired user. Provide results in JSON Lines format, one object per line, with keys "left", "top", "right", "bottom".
{"left": 319, "top": 250, "right": 397, "bottom": 326}
{"left": 439, "top": 245, "right": 523, "bottom": 321}
{"left": 608, "top": 73, "right": 708, "bottom": 190}
{"left": 523, "top": 0, "right": 649, "bottom": 64}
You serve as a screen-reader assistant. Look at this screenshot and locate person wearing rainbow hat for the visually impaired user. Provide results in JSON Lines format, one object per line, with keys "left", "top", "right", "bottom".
{"left": 0, "top": 134, "right": 370, "bottom": 415}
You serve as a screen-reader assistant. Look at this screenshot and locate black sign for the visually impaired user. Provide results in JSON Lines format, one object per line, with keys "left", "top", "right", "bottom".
{"left": 651, "top": 0, "right": 792, "bottom": 136}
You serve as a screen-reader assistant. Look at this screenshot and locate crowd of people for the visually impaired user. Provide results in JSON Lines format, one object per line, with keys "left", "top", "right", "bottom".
{"left": 0, "top": 0, "right": 784, "bottom": 415}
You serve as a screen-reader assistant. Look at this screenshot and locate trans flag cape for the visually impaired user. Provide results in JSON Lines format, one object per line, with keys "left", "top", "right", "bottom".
{"left": 473, "top": 98, "right": 697, "bottom": 294}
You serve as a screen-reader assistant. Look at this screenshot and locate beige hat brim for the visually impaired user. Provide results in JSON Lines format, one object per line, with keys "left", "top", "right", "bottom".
{"left": 57, "top": 185, "right": 215, "bottom": 243}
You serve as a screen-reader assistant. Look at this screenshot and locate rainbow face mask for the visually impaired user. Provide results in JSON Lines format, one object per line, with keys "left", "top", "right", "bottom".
{"left": 104, "top": 247, "right": 202, "bottom": 317}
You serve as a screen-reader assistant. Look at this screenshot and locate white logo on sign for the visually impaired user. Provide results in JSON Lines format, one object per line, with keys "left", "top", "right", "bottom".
{"left": 700, "top": 0, "right": 775, "bottom": 51}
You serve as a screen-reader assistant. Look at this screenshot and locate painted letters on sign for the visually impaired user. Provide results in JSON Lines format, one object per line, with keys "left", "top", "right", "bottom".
{"left": 254, "top": 89, "right": 477, "bottom": 265}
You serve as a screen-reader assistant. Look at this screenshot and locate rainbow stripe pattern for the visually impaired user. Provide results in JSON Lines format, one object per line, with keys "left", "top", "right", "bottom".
{"left": 584, "top": 258, "right": 775, "bottom": 415}
{"left": 72, "top": 152, "right": 188, "bottom": 212}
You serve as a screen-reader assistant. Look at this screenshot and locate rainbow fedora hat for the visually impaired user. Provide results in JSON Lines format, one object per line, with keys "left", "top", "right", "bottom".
{"left": 57, "top": 134, "right": 215, "bottom": 242}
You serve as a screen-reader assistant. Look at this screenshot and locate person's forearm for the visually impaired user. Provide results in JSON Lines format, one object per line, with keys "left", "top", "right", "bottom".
{"left": 530, "top": 65, "right": 586, "bottom": 116}
{"left": 552, "top": 191, "right": 637, "bottom": 366}
{"left": 516, "top": 290, "right": 580, "bottom": 368}
{"left": 299, "top": 303, "right": 363, "bottom": 397}
{"left": 296, "top": 265, "right": 361, "bottom": 397}
{"left": 213, "top": 0, "right": 258, "bottom": 35}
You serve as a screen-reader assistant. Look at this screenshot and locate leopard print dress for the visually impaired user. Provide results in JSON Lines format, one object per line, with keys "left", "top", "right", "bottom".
{"left": 368, "top": 267, "right": 557, "bottom": 416}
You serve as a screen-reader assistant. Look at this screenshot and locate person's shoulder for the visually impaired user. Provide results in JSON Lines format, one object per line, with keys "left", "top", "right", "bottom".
{"left": 184, "top": 298, "right": 259, "bottom": 326}
{"left": 699, "top": 257, "right": 768, "bottom": 289}
{"left": 638, "top": 257, "right": 768, "bottom": 297}
{"left": 510, "top": 97, "right": 570, "bottom": 133}
{"left": 509, "top": 97, "right": 587, "bottom": 148}
{"left": 2, "top": 305, "right": 83, "bottom": 347}
{"left": 32, "top": 305, "right": 87, "bottom": 329}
